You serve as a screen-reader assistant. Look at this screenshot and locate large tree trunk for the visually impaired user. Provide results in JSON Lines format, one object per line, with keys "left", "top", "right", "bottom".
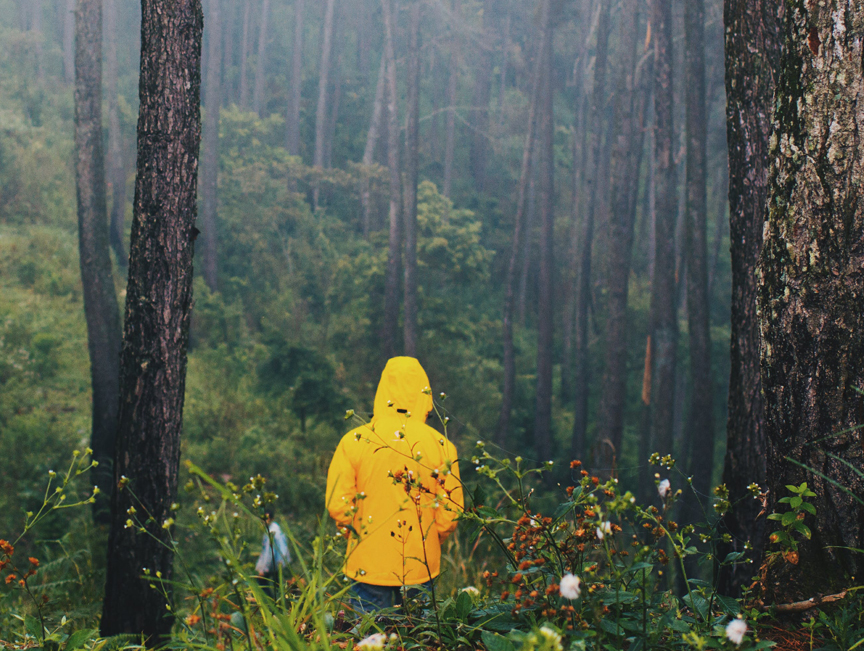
{"left": 252, "top": 0, "right": 270, "bottom": 116}
{"left": 595, "top": 0, "right": 644, "bottom": 472}
{"left": 63, "top": 0, "right": 75, "bottom": 84}
{"left": 572, "top": 0, "right": 610, "bottom": 460}
{"left": 361, "top": 52, "right": 387, "bottom": 237}
{"left": 496, "top": 11, "right": 510, "bottom": 133}
{"left": 678, "top": 0, "right": 713, "bottom": 552}
{"left": 403, "top": 2, "right": 421, "bottom": 357}
{"left": 239, "top": 0, "right": 252, "bottom": 108}
{"left": 286, "top": 0, "right": 305, "bottom": 156}
{"left": 32, "top": 0, "right": 44, "bottom": 79}
{"left": 533, "top": 0, "right": 555, "bottom": 463}
{"left": 201, "top": 0, "right": 221, "bottom": 291}
{"left": 442, "top": 0, "right": 460, "bottom": 199}
{"left": 381, "top": 0, "right": 402, "bottom": 360}
{"left": 758, "top": 0, "right": 864, "bottom": 603}
{"left": 646, "top": 0, "right": 678, "bottom": 460}
{"left": 312, "top": 0, "right": 336, "bottom": 209}
{"left": 468, "top": 0, "right": 494, "bottom": 192}
{"left": 74, "top": 0, "right": 123, "bottom": 522}
{"left": 100, "top": 0, "right": 203, "bottom": 640}
{"left": 324, "top": 59, "right": 341, "bottom": 170}
{"left": 716, "top": 0, "right": 781, "bottom": 597}
{"left": 105, "top": 0, "right": 127, "bottom": 268}
{"left": 494, "top": 6, "right": 547, "bottom": 445}
{"left": 222, "top": 0, "right": 235, "bottom": 105}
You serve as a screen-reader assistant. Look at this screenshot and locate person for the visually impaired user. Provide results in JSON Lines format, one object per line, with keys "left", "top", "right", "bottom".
{"left": 255, "top": 508, "right": 291, "bottom": 598}
{"left": 326, "top": 357, "right": 463, "bottom": 612}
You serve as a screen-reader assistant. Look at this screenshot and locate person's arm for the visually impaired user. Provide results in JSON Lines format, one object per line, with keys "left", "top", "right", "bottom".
{"left": 434, "top": 440, "right": 463, "bottom": 543}
{"left": 255, "top": 531, "right": 272, "bottom": 575}
{"left": 326, "top": 434, "right": 359, "bottom": 529}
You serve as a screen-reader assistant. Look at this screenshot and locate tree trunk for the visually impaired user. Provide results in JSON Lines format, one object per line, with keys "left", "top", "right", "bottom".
{"left": 252, "top": 0, "right": 270, "bottom": 116}
{"left": 716, "top": 0, "right": 780, "bottom": 597}
{"left": 403, "top": 1, "right": 421, "bottom": 357}
{"left": 442, "top": 0, "right": 460, "bottom": 199}
{"left": 497, "top": 11, "right": 510, "bottom": 133}
{"left": 63, "top": 0, "right": 75, "bottom": 84}
{"left": 201, "top": 0, "right": 221, "bottom": 291}
{"left": 286, "top": 0, "right": 305, "bottom": 156}
{"left": 100, "top": 0, "right": 203, "bottom": 640}
{"left": 647, "top": 0, "right": 678, "bottom": 460}
{"left": 469, "top": 0, "right": 494, "bottom": 192}
{"left": 361, "top": 52, "right": 387, "bottom": 237}
{"left": 572, "top": 0, "right": 610, "bottom": 460}
{"left": 32, "top": 0, "right": 44, "bottom": 79}
{"left": 324, "top": 58, "right": 342, "bottom": 170}
{"left": 74, "top": 0, "right": 123, "bottom": 523}
{"left": 239, "top": 0, "right": 252, "bottom": 108}
{"left": 494, "top": 5, "right": 547, "bottom": 445}
{"left": 381, "top": 0, "right": 402, "bottom": 360}
{"left": 222, "top": 0, "right": 235, "bottom": 106}
{"left": 533, "top": 0, "right": 555, "bottom": 465}
{"left": 312, "top": 0, "right": 336, "bottom": 209}
{"left": 595, "top": 0, "right": 644, "bottom": 472}
{"left": 758, "top": 0, "right": 864, "bottom": 603}
{"left": 105, "top": 0, "right": 127, "bottom": 268}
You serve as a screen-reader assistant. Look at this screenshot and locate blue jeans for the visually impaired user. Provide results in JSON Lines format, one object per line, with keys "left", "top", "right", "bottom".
{"left": 349, "top": 580, "right": 433, "bottom": 613}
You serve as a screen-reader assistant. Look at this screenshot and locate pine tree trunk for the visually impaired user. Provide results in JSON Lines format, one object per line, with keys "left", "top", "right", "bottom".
{"left": 533, "top": 0, "right": 554, "bottom": 465}
{"left": 74, "top": 0, "right": 123, "bottom": 523}
{"left": 678, "top": 0, "right": 713, "bottom": 542}
{"left": 595, "top": 0, "right": 644, "bottom": 472}
{"left": 313, "top": 0, "right": 336, "bottom": 209}
{"left": 361, "top": 52, "right": 387, "bottom": 237}
{"left": 469, "top": 0, "right": 494, "bottom": 192}
{"left": 759, "top": 0, "right": 864, "bottom": 603}
{"left": 381, "top": 0, "right": 402, "bottom": 360}
{"left": 647, "top": 0, "right": 678, "bottom": 460}
{"left": 100, "top": 0, "right": 203, "bottom": 639}
{"left": 403, "top": 1, "right": 421, "bottom": 357}
{"left": 716, "top": 0, "right": 780, "bottom": 597}
{"left": 572, "top": 0, "right": 610, "bottom": 460}
{"left": 287, "top": 0, "right": 305, "bottom": 156}
{"left": 239, "top": 0, "right": 252, "bottom": 108}
{"left": 497, "top": 11, "right": 510, "bottom": 133}
{"left": 252, "top": 0, "right": 270, "bottom": 116}
{"left": 442, "top": 0, "right": 460, "bottom": 199}
{"left": 324, "top": 61, "right": 341, "bottom": 170}
{"left": 63, "top": 0, "right": 75, "bottom": 84}
{"left": 494, "top": 8, "right": 546, "bottom": 445}
{"left": 32, "top": 0, "right": 44, "bottom": 79}
{"left": 222, "top": 0, "right": 235, "bottom": 105}
{"left": 105, "top": 0, "right": 127, "bottom": 268}
{"left": 201, "top": 0, "right": 221, "bottom": 291}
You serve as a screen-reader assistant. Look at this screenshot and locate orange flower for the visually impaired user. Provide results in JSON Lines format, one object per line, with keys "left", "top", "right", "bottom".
{"left": 185, "top": 614, "right": 202, "bottom": 626}
{"left": 0, "top": 540, "right": 13, "bottom": 556}
{"left": 5, "top": 574, "right": 17, "bottom": 584}
{"left": 28, "top": 557, "right": 39, "bottom": 567}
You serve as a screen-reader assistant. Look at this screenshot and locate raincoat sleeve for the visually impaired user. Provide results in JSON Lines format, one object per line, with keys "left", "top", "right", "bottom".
{"left": 326, "top": 433, "right": 358, "bottom": 528}
{"left": 255, "top": 531, "right": 273, "bottom": 575}
{"left": 434, "top": 440, "right": 463, "bottom": 543}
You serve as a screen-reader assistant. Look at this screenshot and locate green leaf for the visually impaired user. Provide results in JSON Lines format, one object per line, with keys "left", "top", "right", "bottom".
{"left": 715, "top": 594, "right": 742, "bottom": 616}
{"left": 25, "top": 615, "right": 42, "bottom": 640}
{"left": 626, "top": 562, "right": 654, "bottom": 575}
{"left": 786, "top": 485, "right": 800, "bottom": 494}
{"left": 801, "top": 502, "right": 817, "bottom": 515}
{"left": 790, "top": 496, "right": 803, "bottom": 509}
{"left": 723, "top": 551, "right": 745, "bottom": 564}
{"left": 455, "top": 590, "right": 473, "bottom": 620}
{"left": 65, "top": 629, "right": 98, "bottom": 650}
{"left": 781, "top": 511, "right": 798, "bottom": 526}
{"left": 480, "top": 631, "right": 515, "bottom": 651}
{"left": 599, "top": 619, "right": 626, "bottom": 636}
{"left": 767, "top": 513, "right": 783, "bottom": 521}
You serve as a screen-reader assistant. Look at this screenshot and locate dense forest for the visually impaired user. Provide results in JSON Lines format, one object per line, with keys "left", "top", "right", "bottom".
{"left": 0, "top": 0, "right": 863, "bottom": 648}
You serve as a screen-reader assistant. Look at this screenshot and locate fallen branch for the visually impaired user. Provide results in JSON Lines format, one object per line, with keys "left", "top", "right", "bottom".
{"left": 767, "top": 591, "right": 848, "bottom": 613}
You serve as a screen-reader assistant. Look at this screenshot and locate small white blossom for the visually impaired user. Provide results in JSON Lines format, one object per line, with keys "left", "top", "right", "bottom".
{"left": 559, "top": 573, "right": 581, "bottom": 600}
{"left": 596, "top": 521, "right": 612, "bottom": 540}
{"left": 725, "top": 618, "right": 747, "bottom": 646}
{"left": 460, "top": 586, "right": 480, "bottom": 597}
{"left": 658, "top": 479, "right": 671, "bottom": 499}
{"left": 538, "top": 626, "right": 563, "bottom": 651}
{"left": 356, "top": 632, "right": 387, "bottom": 650}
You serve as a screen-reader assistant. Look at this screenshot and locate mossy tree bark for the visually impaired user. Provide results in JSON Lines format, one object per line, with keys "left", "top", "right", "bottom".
{"left": 75, "top": 0, "right": 123, "bottom": 522}
{"left": 717, "top": 0, "right": 781, "bottom": 596}
{"left": 758, "top": 0, "right": 864, "bottom": 602}
{"left": 100, "top": 0, "right": 202, "bottom": 640}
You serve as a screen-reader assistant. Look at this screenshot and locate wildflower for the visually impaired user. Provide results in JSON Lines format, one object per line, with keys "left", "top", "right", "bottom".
{"left": 538, "top": 626, "right": 563, "bottom": 651}
{"left": 5, "top": 574, "right": 17, "bottom": 584}
{"left": 28, "top": 557, "right": 39, "bottom": 567}
{"left": 356, "top": 632, "right": 387, "bottom": 650}
{"left": 559, "top": 573, "right": 581, "bottom": 600}
{"left": 185, "top": 614, "right": 201, "bottom": 626}
{"left": 0, "top": 540, "right": 13, "bottom": 556}
{"left": 460, "top": 586, "right": 480, "bottom": 597}
{"left": 658, "top": 479, "right": 671, "bottom": 499}
{"left": 596, "top": 521, "right": 612, "bottom": 540}
{"left": 725, "top": 618, "right": 747, "bottom": 645}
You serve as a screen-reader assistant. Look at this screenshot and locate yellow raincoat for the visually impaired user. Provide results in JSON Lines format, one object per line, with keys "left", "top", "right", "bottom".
{"left": 326, "top": 357, "right": 463, "bottom": 586}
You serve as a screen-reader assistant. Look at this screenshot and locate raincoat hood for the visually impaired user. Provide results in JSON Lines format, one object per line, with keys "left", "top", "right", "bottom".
{"left": 372, "top": 357, "right": 434, "bottom": 422}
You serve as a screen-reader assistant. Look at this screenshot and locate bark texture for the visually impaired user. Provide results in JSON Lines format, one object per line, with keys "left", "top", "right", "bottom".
{"left": 758, "top": 0, "right": 864, "bottom": 602}
{"left": 442, "top": 0, "right": 460, "bottom": 199}
{"left": 201, "top": 0, "right": 221, "bottom": 291}
{"left": 717, "top": 0, "right": 781, "bottom": 597}
{"left": 361, "top": 52, "right": 387, "bottom": 237}
{"left": 312, "top": 0, "right": 336, "bottom": 209}
{"left": 75, "top": 0, "right": 123, "bottom": 521}
{"left": 252, "top": 0, "right": 269, "bottom": 116}
{"left": 239, "top": 0, "right": 252, "bottom": 108}
{"left": 286, "top": 0, "right": 305, "bottom": 156}
{"left": 469, "top": 0, "right": 494, "bottom": 192}
{"left": 100, "top": 0, "right": 202, "bottom": 640}
{"left": 105, "top": 0, "right": 127, "bottom": 268}
{"left": 403, "top": 2, "right": 421, "bottom": 357}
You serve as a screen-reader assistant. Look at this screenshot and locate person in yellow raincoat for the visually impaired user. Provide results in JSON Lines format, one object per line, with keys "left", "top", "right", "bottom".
{"left": 326, "top": 357, "right": 463, "bottom": 611}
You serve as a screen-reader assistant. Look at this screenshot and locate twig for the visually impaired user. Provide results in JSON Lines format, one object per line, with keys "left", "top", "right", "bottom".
{"left": 768, "top": 591, "right": 848, "bottom": 613}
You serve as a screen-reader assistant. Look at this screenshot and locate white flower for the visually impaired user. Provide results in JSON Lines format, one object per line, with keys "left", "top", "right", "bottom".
{"left": 538, "top": 626, "right": 563, "bottom": 651}
{"left": 356, "top": 632, "right": 387, "bottom": 650}
{"left": 725, "top": 618, "right": 747, "bottom": 646}
{"left": 658, "top": 479, "right": 671, "bottom": 499}
{"left": 559, "top": 573, "right": 581, "bottom": 600}
{"left": 460, "top": 586, "right": 480, "bottom": 597}
{"left": 596, "top": 521, "right": 612, "bottom": 540}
